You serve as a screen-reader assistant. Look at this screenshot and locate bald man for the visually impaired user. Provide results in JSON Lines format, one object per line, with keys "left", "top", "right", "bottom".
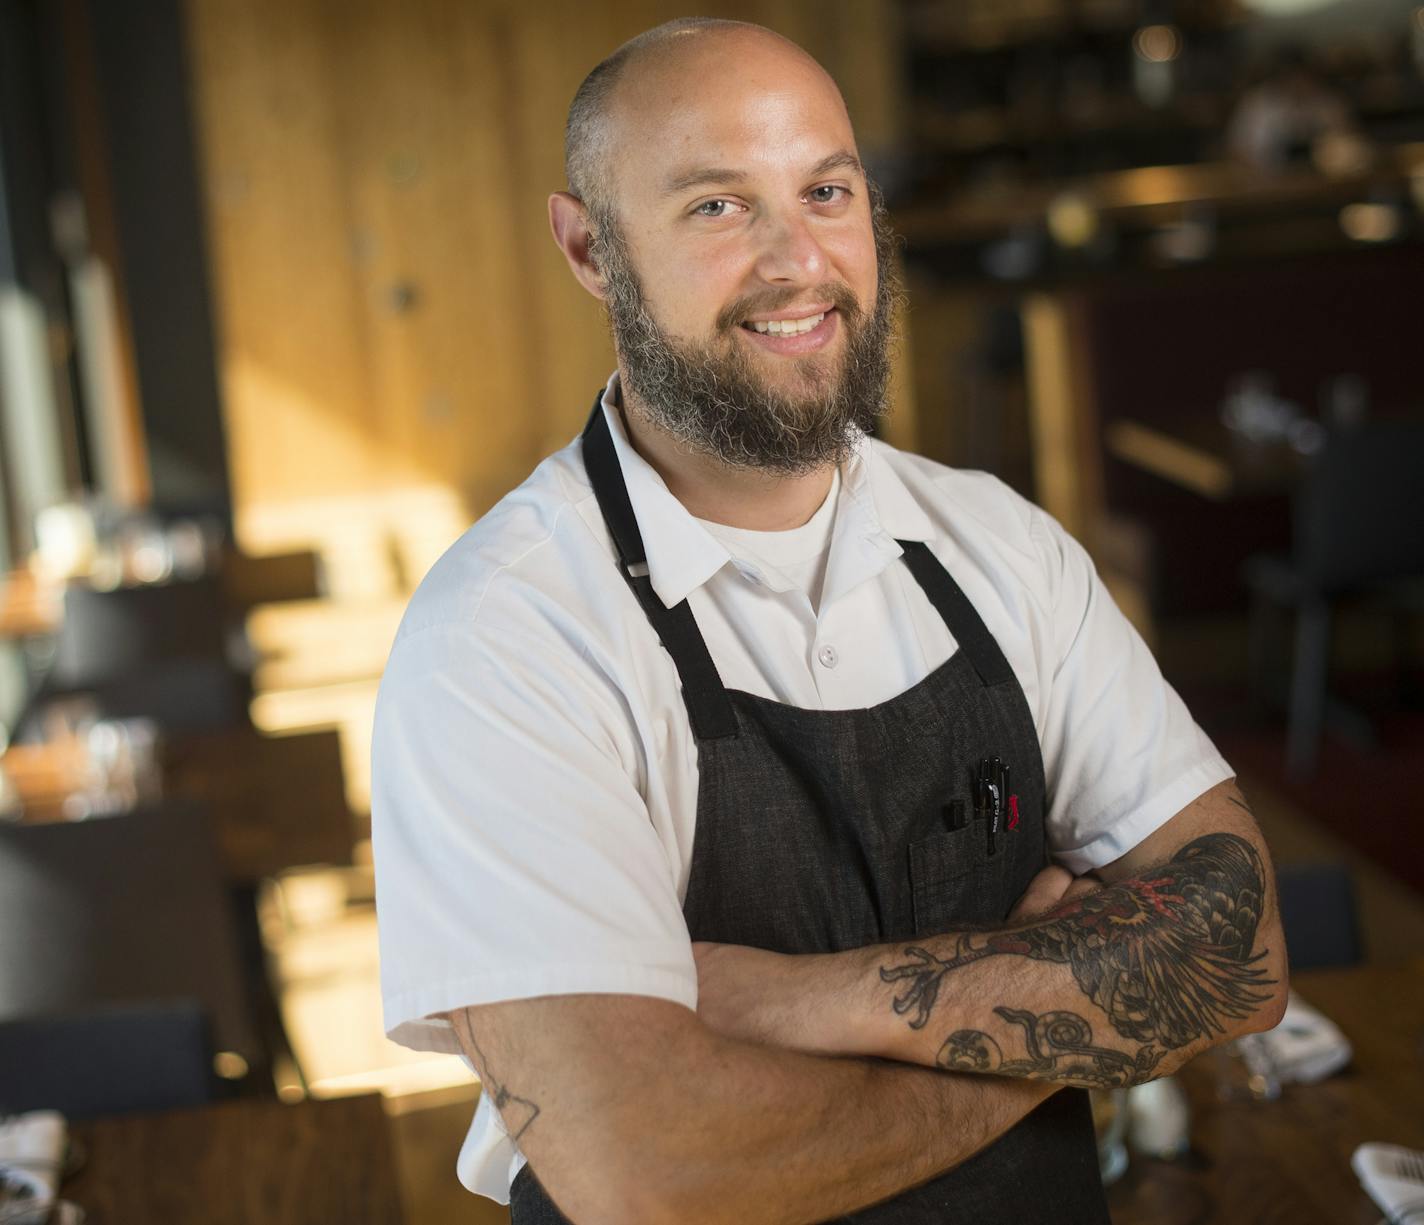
{"left": 372, "top": 18, "right": 1286, "bottom": 1223}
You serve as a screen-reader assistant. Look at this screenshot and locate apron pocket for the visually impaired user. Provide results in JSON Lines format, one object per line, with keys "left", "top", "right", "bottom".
{"left": 908, "top": 829, "right": 1003, "bottom": 935}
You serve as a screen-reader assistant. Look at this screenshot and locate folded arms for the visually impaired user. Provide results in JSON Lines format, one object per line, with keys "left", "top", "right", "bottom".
{"left": 443, "top": 780, "right": 1287, "bottom": 1222}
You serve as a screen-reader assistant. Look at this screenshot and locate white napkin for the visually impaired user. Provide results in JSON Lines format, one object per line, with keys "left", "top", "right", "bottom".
{"left": 1352, "top": 1143, "right": 1424, "bottom": 1223}
{"left": 1260, "top": 990, "right": 1353, "bottom": 1084}
{"left": 0, "top": 1111, "right": 65, "bottom": 1224}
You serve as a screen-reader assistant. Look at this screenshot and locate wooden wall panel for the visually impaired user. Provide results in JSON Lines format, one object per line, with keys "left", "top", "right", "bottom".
{"left": 186, "top": 0, "right": 381, "bottom": 507}
{"left": 328, "top": 0, "right": 539, "bottom": 501}
{"left": 184, "top": 0, "right": 909, "bottom": 569}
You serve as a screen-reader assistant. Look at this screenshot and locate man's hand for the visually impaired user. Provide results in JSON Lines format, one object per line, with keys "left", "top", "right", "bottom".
{"left": 1006, "top": 863, "right": 1103, "bottom": 921}
{"left": 696, "top": 780, "right": 1289, "bottom": 1091}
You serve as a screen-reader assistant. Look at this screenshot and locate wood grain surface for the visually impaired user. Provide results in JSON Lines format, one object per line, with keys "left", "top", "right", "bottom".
{"left": 63, "top": 1093, "right": 404, "bottom": 1224}
{"left": 1108, "top": 960, "right": 1424, "bottom": 1225}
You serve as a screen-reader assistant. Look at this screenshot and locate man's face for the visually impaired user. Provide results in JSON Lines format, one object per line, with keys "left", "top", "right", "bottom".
{"left": 590, "top": 35, "right": 900, "bottom": 474}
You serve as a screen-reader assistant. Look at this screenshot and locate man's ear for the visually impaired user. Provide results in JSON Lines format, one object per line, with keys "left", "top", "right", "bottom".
{"left": 549, "top": 192, "right": 607, "bottom": 300}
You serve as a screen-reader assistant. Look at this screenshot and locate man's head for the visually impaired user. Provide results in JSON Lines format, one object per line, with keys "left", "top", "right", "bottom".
{"left": 549, "top": 20, "right": 903, "bottom": 475}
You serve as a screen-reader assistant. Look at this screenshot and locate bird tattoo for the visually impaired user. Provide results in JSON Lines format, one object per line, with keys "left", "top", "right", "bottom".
{"left": 878, "top": 833, "right": 1276, "bottom": 1084}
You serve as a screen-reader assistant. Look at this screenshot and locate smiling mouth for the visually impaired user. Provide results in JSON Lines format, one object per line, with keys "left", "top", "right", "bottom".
{"left": 741, "top": 310, "right": 828, "bottom": 336}
{"left": 739, "top": 306, "right": 841, "bottom": 337}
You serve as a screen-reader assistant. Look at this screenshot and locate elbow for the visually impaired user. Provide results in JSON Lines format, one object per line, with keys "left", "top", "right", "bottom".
{"left": 605, "top": 1153, "right": 725, "bottom": 1225}
{"left": 540, "top": 1133, "right": 717, "bottom": 1225}
{"left": 1247, "top": 977, "right": 1290, "bottom": 1035}
{"left": 536, "top": 1170, "right": 683, "bottom": 1225}
{"left": 567, "top": 1172, "right": 709, "bottom": 1225}
{"left": 579, "top": 1190, "right": 684, "bottom": 1225}
{"left": 1247, "top": 940, "right": 1291, "bottom": 1034}
{"left": 1235, "top": 914, "right": 1290, "bottom": 1037}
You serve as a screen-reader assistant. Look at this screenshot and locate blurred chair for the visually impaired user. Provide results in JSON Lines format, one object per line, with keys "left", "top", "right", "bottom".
{"left": 37, "top": 576, "right": 250, "bottom": 734}
{"left": 0, "top": 800, "right": 261, "bottom": 1079}
{"left": 1244, "top": 421, "right": 1424, "bottom": 778}
{"left": 1275, "top": 862, "right": 1362, "bottom": 971}
{"left": 220, "top": 549, "right": 325, "bottom": 612}
{"left": 0, "top": 999, "right": 214, "bottom": 1119}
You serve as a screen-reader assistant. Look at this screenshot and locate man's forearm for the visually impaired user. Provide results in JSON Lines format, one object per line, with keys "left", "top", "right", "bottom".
{"left": 637, "top": 1038, "right": 1059, "bottom": 1224}
{"left": 698, "top": 827, "right": 1289, "bottom": 1091}
{"left": 448, "top": 998, "right": 1055, "bottom": 1225}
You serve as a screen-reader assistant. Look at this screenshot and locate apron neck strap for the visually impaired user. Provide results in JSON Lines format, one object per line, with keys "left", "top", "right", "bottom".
{"left": 581, "top": 397, "right": 739, "bottom": 740}
{"left": 896, "top": 539, "right": 1016, "bottom": 687}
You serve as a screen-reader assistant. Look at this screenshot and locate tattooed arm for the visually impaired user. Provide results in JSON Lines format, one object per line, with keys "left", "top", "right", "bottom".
{"left": 696, "top": 780, "right": 1289, "bottom": 1091}
{"left": 443, "top": 995, "right": 1057, "bottom": 1225}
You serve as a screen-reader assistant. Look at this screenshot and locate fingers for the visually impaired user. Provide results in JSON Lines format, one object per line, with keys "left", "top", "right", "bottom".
{"left": 1063, "top": 875, "right": 1104, "bottom": 901}
{"left": 1007, "top": 864, "right": 1075, "bottom": 921}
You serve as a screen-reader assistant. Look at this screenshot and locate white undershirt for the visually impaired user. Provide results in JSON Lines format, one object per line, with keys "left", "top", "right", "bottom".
{"left": 698, "top": 468, "right": 840, "bottom": 614}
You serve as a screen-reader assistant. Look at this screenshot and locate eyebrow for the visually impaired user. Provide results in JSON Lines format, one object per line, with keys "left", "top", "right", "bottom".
{"left": 659, "top": 150, "right": 864, "bottom": 198}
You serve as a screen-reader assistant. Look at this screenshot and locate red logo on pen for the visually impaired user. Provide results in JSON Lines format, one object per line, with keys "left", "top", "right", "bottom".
{"left": 1008, "top": 795, "right": 1020, "bottom": 830}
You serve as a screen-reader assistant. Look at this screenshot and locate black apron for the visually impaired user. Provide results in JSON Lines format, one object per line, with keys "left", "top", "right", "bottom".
{"left": 509, "top": 401, "right": 1108, "bottom": 1223}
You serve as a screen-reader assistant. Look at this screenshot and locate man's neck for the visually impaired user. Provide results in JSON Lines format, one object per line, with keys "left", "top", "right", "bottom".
{"left": 618, "top": 390, "right": 837, "bottom": 532}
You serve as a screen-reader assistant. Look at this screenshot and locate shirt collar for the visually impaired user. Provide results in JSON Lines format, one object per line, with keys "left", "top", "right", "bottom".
{"left": 598, "top": 372, "right": 936, "bottom": 609}
{"left": 843, "top": 429, "right": 936, "bottom": 545}
{"left": 816, "top": 419, "right": 935, "bottom": 609}
{"left": 599, "top": 374, "right": 732, "bottom": 608}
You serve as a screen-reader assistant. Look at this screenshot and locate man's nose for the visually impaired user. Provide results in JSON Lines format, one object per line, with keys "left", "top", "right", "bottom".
{"left": 753, "top": 210, "right": 829, "bottom": 285}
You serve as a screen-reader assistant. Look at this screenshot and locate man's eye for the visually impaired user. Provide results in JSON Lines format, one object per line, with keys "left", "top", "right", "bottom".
{"left": 808, "top": 185, "right": 848, "bottom": 204}
{"left": 694, "top": 199, "right": 735, "bottom": 218}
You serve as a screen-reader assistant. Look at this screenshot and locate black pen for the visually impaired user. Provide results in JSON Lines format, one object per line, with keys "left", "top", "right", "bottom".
{"left": 945, "top": 798, "right": 967, "bottom": 832}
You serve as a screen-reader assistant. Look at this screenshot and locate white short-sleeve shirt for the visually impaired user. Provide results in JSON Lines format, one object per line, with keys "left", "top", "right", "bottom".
{"left": 371, "top": 373, "right": 1233, "bottom": 1201}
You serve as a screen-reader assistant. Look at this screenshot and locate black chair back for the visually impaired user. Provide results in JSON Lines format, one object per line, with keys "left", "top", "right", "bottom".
{"left": 1276, "top": 862, "right": 1362, "bottom": 971}
{"left": 0, "top": 999, "right": 214, "bottom": 1119}
{"left": 0, "top": 801, "right": 259, "bottom": 1067}
{"left": 50, "top": 578, "right": 230, "bottom": 688}
{"left": 35, "top": 577, "right": 249, "bottom": 733}
{"left": 1295, "top": 421, "right": 1424, "bottom": 591}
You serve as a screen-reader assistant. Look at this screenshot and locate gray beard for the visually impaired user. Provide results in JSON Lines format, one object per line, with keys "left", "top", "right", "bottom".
{"left": 588, "top": 189, "right": 904, "bottom": 476}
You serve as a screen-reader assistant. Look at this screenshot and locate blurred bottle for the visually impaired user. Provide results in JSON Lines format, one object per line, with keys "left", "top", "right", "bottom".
{"left": 1127, "top": 1076, "right": 1191, "bottom": 1159}
{"left": 1091, "top": 1087, "right": 1131, "bottom": 1185}
{"left": 1210, "top": 1032, "right": 1282, "bottom": 1103}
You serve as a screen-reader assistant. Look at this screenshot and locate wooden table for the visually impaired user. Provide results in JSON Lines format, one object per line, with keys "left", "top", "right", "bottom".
{"left": 63, "top": 1094, "right": 405, "bottom": 1224}
{"left": 1108, "top": 960, "right": 1424, "bottom": 1224}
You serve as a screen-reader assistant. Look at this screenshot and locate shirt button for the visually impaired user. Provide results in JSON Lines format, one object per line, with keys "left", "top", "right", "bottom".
{"left": 817, "top": 645, "right": 839, "bottom": 669}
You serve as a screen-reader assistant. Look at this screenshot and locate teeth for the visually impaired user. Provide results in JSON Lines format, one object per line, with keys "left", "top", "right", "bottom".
{"left": 750, "top": 312, "right": 825, "bottom": 336}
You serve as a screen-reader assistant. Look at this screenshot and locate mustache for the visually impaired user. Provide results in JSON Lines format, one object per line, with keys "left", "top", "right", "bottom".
{"left": 714, "top": 282, "right": 863, "bottom": 334}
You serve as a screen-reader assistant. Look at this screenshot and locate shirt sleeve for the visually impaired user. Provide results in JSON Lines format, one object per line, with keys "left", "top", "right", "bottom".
{"left": 1030, "top": 509, "right": 1234, "bottom": 875}
{"left": 371, "top": 615, "right": 698, "bottom": 1054}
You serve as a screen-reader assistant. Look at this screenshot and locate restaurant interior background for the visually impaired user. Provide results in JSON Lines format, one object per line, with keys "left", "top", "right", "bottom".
{"left": 1, "top": 0, "right": 1422, "bottom": 1220}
